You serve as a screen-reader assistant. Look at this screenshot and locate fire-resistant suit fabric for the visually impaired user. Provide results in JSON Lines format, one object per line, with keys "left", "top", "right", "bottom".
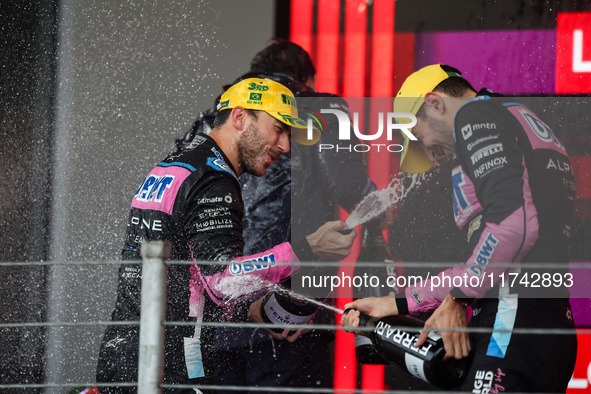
{"left": 96, "top": 133, "right": 309, "bottom": 393}
{"left": 395, "top": 92, "right": 577, "bottom": 392}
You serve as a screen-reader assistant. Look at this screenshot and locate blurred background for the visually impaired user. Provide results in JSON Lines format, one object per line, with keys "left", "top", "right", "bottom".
{"left": 1, "top": 0, "right": 590, "bottom": 392}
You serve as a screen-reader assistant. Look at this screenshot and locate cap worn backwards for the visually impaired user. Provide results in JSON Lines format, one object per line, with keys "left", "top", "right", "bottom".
{"left": 217, "top": 78, "right": 320, "bottom": 146}
{"left": 394, "top": 64, "right": 463, "bottom": 173}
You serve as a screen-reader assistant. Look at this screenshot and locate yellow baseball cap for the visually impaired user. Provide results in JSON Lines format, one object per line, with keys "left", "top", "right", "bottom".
{"left": 394, "top": 64, "right": 462, "bottom": 173}
{"left": 217, "top": 78, "right": 320, "bottom": 146}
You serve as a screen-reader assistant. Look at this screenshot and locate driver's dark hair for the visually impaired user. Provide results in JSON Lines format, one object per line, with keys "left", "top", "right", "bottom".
{"left": 249, "top": 38, "right": 316, "bottom": 85}
{"left": 416, "top": 65, "right": 477, "bottom": 119}
{"left": 432, "top": 65, "right": 477, "bottom": 97}
{"left": 213, "top": 108, "right": 258, "bottom": 128}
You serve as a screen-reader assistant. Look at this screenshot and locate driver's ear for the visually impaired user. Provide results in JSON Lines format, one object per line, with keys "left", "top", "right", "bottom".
{"left": 230, "top": 106, "right": 247, "bottom": 132}
{"left": 423, "top": 93, "right": 444, "bottom": 113}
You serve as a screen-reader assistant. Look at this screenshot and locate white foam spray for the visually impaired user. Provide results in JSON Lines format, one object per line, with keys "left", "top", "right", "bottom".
{"left": 345, "top": 172, "right": 430, "bottom": 229}
{"left": 281, "top": 288, "right": 345, "bottom": 314}
{"left": 214, "top": 275, "right": 275, "bottom": 301}
{"left": 215, "top": 172, "right": 431, "bottom": 312}
{"left": 214, "top": 275, "right": 344, "bottom": 314}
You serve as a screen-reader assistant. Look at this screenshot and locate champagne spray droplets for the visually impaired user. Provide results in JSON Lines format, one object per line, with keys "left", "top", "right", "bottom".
{"left": 345, "top": 172, "right": 431, "bottom": 229}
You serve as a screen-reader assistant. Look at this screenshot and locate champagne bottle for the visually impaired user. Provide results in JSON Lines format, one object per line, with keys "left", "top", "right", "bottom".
{"left": 346, "top": 310, "right": 470, "bottom": 389}
{"left": 354, "top": 224, "right": 398, "bottom": 364}
{"left": 261, "top": 289, "right": 319, "bottom": 333}
{"left": 354, "top": 334, "right": 389, "bottom": 364}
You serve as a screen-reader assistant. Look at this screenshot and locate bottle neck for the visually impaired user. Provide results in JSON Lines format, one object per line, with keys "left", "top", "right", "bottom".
{"left": 361, "top": 226, "right": 384, "bottom": 248}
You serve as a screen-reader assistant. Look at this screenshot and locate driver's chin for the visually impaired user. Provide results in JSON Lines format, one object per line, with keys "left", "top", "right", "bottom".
{"left": 254, "top": 159, "right": 269, "bottom": 177}
{"left": 246, "top": 167, "right": 265, "bottom": 177}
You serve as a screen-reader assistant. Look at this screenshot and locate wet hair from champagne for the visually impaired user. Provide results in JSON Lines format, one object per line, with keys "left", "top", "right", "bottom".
{"left": 213, "top": 108, "right": 259, "bottom": 128}
{"left": 415, "top": 65, "right": 477, "bottom": 120}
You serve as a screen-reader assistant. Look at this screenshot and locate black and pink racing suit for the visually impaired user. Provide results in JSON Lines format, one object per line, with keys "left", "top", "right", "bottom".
{"left": 396, "top": 92, "right": 577, "bottom": 392}
{"left": 97, "top": 133, "right": 312, "bottom": 393}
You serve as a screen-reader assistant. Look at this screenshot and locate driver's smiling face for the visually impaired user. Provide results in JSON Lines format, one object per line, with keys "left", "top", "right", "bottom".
{"left": 412, "top": 113, "right": 455, "bottom": 165}
{"left": 237, "top": 111, "right": 291, "bottom": 177}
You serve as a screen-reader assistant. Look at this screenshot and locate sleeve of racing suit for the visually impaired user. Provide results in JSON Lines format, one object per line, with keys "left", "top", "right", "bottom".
{"left": 402, "top": 99, "right": 539, "bottom": 316}
{"left": 306, "top": 94, "right": 376, "bottom": 212}
{"left": 184, "top": 171, "right": 300, "bottom": 318}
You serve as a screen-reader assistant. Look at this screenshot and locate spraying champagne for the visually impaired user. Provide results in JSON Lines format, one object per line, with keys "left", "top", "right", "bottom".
{"left": 343, "top": 309, "right": 470, "bottom": 389}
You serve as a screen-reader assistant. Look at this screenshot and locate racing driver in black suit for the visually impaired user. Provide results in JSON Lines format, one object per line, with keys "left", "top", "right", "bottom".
{"left": 97, "top": 77, "right": 357, "bottom": 393}
{"left": 343, "top": 64, "right": 577, "bottom": 393}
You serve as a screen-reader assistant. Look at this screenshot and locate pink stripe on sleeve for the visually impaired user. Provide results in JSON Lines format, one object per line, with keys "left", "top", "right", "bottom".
{"left": 189, "top": 242, "right": 300, "bottom": 317}
{"left": 131, "top": 165, "right": 192, "bottom": 215}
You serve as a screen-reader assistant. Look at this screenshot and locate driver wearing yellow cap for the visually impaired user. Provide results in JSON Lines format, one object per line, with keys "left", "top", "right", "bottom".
{"left": 97, "top": 77, "right": 357, "bottom": 392}
{"left": 343, "top": 65, "right": 576, "bottom": 393}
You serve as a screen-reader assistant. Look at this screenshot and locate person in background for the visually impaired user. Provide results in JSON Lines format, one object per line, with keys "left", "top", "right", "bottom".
{"left": 343, "top": 64, "right": 577, "bottom": 393}
{"left": 96, "top": 77, "right": 357, "bottom": 393}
